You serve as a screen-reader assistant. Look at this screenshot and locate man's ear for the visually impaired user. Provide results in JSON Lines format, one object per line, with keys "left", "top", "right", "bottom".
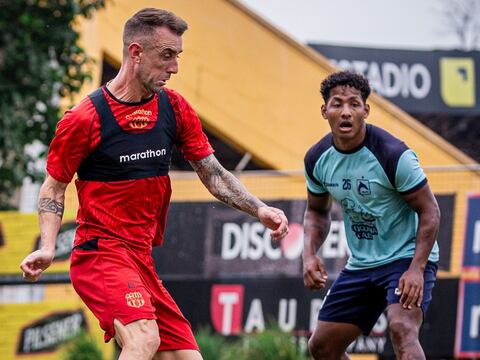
{"left": 321, "top": 104, "right": 327, "bottom": 119}
{"left": 364, "top": 103, "right": 370, "bottom": 119}
{"left": 128, "top": 42, "right": 143, "bottom": 63}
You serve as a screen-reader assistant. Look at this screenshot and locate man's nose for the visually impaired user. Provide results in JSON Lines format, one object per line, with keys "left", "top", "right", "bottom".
{"left": 340, "top": 105, "right": 352, "bottom": 118}
{"left": 168, "top": 58, "right": 178, "bottom": 74}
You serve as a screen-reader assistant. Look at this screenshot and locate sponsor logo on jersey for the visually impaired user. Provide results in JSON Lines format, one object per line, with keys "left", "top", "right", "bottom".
{"left": 325, "top": 182, "right": 339, "bottom": 187}
{"left": 341, "top": 197, "right": 378, "bottom": 240}
{"left": 126, "top": 109, "right": 153, "bottom": 129}
{"left": 119, "top": 149, "right": 167, "bottom": 163}
{"left": 125, "top": 292, "right": 145, "bottom": 308}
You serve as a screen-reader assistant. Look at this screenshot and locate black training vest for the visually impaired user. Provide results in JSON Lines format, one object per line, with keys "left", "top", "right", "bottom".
{"left": 77, "top": 87, "right": 176, "bottom": 181}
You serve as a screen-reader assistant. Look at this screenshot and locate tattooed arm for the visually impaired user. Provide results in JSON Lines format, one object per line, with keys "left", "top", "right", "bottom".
{"left": 189, "top": 154, "right": 289, "bottom": 240}
{"left": 20, "top": 174, "right": 68, "bottom": 281}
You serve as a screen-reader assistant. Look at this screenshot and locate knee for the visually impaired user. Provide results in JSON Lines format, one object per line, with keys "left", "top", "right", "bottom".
{"left": 118, "top": 319, "right": 160, "bottom": 357}
{"left": 308, "top": 336, "right": 332, "bottom": 359}
{"left": 389, "top": 319, "right": 418, "bottom": 345}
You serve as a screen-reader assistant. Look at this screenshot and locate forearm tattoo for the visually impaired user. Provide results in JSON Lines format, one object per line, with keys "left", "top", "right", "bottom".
{"left": 38, "top": 198, "right": 64, "bottom": 217}
{"left": 191, "top": 155, "right": 263, "bottom": 217}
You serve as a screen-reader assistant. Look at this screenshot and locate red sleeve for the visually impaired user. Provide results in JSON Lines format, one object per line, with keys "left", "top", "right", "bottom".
{"left": 165, "top": 88, "right": 214, "bottom": 161}
{"left": 46, "top": 97, "right": 99, "bottom": 183}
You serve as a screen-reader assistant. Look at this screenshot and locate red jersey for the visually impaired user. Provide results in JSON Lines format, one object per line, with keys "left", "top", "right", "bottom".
{"left": 47, "top": 87, "right": 213, "bottom": 251}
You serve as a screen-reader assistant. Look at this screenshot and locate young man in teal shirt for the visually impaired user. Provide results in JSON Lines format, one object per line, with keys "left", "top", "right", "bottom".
{"left": 303, "top": 71, "right": 440, "bottom": 360}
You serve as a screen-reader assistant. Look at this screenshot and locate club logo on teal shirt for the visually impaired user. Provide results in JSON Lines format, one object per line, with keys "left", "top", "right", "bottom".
{"left": 357, "top": 179, "right": 371, "bottom": 196}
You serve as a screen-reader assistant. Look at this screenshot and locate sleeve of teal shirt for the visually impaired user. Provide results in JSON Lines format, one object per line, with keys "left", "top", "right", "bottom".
{"left": 395, "top": 149, "right": 427, "bottom": 193}
{"left": 304, "top": 169, "right": 327, "bottom": 195}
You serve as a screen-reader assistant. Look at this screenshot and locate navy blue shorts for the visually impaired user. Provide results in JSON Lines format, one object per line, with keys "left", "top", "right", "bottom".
{"left": 318, "top": 258, "right": 438, "bottom": 335}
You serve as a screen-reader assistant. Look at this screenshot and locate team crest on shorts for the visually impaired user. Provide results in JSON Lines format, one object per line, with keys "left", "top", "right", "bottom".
{"left": 125, "top": 291, "right": 145, "bottom": 308}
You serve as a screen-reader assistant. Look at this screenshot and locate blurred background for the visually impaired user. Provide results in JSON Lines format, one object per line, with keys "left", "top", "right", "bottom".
{"left": 0, "top": 0, "right": 479, "bottom": 359}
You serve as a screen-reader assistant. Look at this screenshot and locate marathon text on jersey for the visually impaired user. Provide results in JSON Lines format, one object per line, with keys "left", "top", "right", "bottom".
{"left": 119, "top": 148, "right": 167, "bottom": 163}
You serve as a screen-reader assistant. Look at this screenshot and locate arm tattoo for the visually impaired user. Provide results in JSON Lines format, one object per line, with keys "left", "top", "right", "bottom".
{"left": 38, "top": 198, "right": 64, "bottom": 217}
{"left": 190, "top": 155, "right": 264, "bottom": 217}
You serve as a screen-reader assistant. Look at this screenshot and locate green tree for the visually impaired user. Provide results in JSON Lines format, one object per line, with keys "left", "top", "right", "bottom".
{"left": 0, "top": 0, "right": 105, "bottom": 209}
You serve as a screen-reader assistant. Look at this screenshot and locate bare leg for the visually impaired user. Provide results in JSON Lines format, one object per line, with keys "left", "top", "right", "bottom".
{"left": 153, "top": 350, "right": 203, "bottom": 360}
{"left": 114, "top": 319, "right": 160, "bottom": 360}
{"left": 308, "top": 321, "right": 362, "bottom": 360}
{"left": 387, "top": 304, "right": 425, "bottom": 360}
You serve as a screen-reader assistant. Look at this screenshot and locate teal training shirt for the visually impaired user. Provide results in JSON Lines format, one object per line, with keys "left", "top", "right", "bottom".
{"left": 304, "top": 124, "right": 439, "bottom": 270}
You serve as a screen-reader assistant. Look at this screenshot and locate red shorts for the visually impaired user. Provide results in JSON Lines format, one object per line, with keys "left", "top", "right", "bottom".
{"left": 70, "top": 238, "right": 198, "bottom": 351}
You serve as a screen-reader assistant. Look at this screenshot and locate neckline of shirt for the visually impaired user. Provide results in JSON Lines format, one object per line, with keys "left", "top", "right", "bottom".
{"left": 103, "top": 84, "right": 156, "bottom": 106}
{"left": 332, "top": 124, "right": 370, "bottom": 155}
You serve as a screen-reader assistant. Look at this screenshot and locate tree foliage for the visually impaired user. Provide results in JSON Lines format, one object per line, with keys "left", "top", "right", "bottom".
{"left": 0, "top": 0, "right": 105, "bottom": 209}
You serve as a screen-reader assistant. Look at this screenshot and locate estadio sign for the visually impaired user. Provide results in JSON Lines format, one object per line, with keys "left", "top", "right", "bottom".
{"left": 309, "top": 44, "right": 480, "bottom": 115}
{"left": 329, "top": 59, "right": 431, "bottom": 100}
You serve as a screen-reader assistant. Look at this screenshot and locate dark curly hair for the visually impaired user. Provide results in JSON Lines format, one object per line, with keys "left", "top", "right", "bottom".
{"left": 320, "top": 71, "right": 371, "bottom": 103}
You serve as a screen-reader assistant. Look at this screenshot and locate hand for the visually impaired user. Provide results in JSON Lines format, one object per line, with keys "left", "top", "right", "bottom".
{"left": 397, "top": 268, "right": 424, "bottom": 309}
{"left": 303, "top": 255, "right": 328, "bottom": 290}
{"left": 20, "top": 249, "right": 55, "bottom": 282}
{"left": 257, "top": 206, "right": 289, "bottom": 241}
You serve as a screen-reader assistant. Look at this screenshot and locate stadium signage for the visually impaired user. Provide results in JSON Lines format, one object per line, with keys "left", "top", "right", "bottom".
{"left": 211, "top": 284, "right": 324, "bottom": 335}
{"left": 209, "top": 282, "right": 387, "bottom": 353}
{"left": 347, "top": 318, "right": 388, "bottom": 353}
{"left": 329, "top": 59, "right": 431, "bottom": 100}
{"left": 17, "top": 310, "right": 86, "bottom": 354}
{"left": 462, "top": 195, "right": 480, "bottom": 269}
{"left": 309, "top": 44, "right": 480, "bottom": 115}
{"left": 220, "top": 221, "right": 347, "bottom": 261}
{"left": 34, "top": 221, "right": 76, "bottom": 261}
{"left": 455, "top": 280, "right": 480, "bottom": 357}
